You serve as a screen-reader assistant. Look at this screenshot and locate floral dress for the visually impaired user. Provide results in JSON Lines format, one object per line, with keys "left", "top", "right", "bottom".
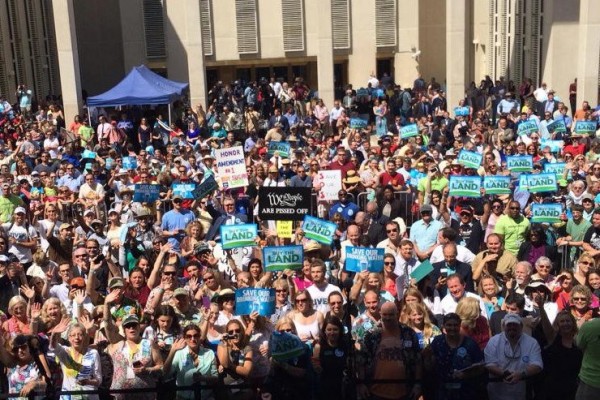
{"left": 8, "top": 362, "right": 41, "bottom": 400}
{"left": 109, "top": 339, "right": 156, "bottom": 400}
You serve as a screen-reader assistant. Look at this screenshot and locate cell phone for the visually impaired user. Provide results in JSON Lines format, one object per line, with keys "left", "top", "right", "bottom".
{"left": 440, "top": 268, "right": 448, "bottom": 276}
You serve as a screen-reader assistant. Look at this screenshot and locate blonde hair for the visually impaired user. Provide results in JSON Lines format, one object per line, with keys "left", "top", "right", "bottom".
{"left": 401, "top": 302, "right": 435, "bottom": 341}
{"left": 274, "top": 316, "right": 297, "bottom": 334}
{"left": 7, "top": 296, "right": 27, "bottom": 315}
{"left": 41, "top": 297, "right": 68, "bottom": 330}
{"left": 455, "top": 297, "right": 481, "bottom": 330}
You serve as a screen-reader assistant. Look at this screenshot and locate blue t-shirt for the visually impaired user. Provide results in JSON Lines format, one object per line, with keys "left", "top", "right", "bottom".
{"left": 161, "top": 209, "right": 195, "bottom": 251}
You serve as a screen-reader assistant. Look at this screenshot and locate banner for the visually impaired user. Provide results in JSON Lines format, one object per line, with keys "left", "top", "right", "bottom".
{"left": 531, "top": 203, "right": 562, "bottom": 223}
{"left": 192, "top": 175, "right": 218, "bottom": 199}
{"left": 122, "top": 156, "right": 137, "bottom": 170}
{"left": 454, "top": 106, "right": 470, "bottom": 117}
{"left": 506, "top": 155, "right": 533, "bottom": 173}
{"left": 215, "top": 146, "right": 248, "bottom": 189}
{"left": 540, "top": 139, "right": 563, "bottom": 153}
{"left": 448, "top": 176, "right": 482, "bottom": 198}
{"left": 317, "top": 170, "right": 342, "bottom": 201}
{"left": 400, "top": 124, "right": 419, "bottom": 139}
{"left": 81, "top": 150, "right": 96, "bottom": 160}
{"left": 517, "top": 120, "right": 539, "bottom": 136}
{"left": 543, "top": 162, "right": 567, "bottom": 178}
{"left": 574, "top": 121, "right": 597, "bottom": 135}
{"left": 263, "top": 245, "right": 304, "bottom": 271}
{"left": 302, "top": 215, "right": 337, "bottom": 245}
{"left": 276, "top": 221, "right": 293, "bottom": 238}
{"left": 483, "top": 175, "right": 511, "bottom": 195}
{"left": 220, "top": 224, "right": 258, "bottom": 249}
{"left": 133, "top": 184, "right": 160, "bottom": 202}
{"left": 258, "top": 187, "right": 312, "bottom": 221}
{"left": 345, "top": 246, "right": 385, "bottom": 273}
{"left": 350, "top": 115, "right": 369, "bottom": 129}
{"left": 523, "top": 173, "right": 557, "bottom": 193}
{"left": 172, "top": 183, "right": 196, "bottom": 199}
{"left": 235, "top": 288, "right": 275, "bottom": 316}
{"left": 546, "top": 119, "right": 567, "bottom": 134}
{"left": 267, "top": 141, "right": 291, "bottom": 158}
{"left": 457, "top": 150, "right": 483, "bottom": 169}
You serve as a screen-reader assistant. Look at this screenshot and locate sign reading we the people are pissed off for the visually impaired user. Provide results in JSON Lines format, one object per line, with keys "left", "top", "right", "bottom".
{"left": 258, "top": 187, "right": 312, "bottom": 221}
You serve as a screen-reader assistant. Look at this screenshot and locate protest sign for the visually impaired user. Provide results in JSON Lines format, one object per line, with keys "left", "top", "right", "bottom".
{"left": 376, "top": 117, "right": 388, "bottom": 136}
{"left": 506, "top": 155, "right": 533, "bottom": 173}
{"left": 192, "top": 175, "right": 218, "bottom": 199}
{"left": 258, "top": 187, "right": 312, "bottom": 221}
{"left": 122, "top": 156, "right": 137, "bottom": 170}
{"left": 448, "top": 176, "right": 481, "bottom": 198}
{"left": 172, "top": 183, "right": 196, "bottom": 199}
{"left": 235, "top": 288, "right": 275, "bottom": 316}
{"left": 574, "top": 121, "right": 597, "bottom": 135}
{"left": 317, "top": 170, "right": 342, "bottom": 201}
{"left": 531, "top": 203, "right": 562, "bottom": 223}
{"left": 81, "top": 150, "right": 96, "bottom": 160}
{"left": 276, "top": 221, "right": 293, "bottom": 239}
{"left": 220, "top": 224, "right": 258, "bottom": 250}
{"left": 302, "top": 215, "right": 337, "bottom": 245}
{"left": 457, "top": 150, "right": 483, "bottom": 169}
{"left": 540, "top": 139, "right": 563, "bottom": 153}
{"left": 133, "top": 184, "right": 160, "bottom": 202}
{"left": 546, "top": 119, "right": 567, "bottom": 134}
{"left": 454, "top": 107, "right": 470, "bottom": 117}
{"left": 263, "top": 245, "right": 304, "bottom": 271}
{"left": 215, "top": 146, "right": 248, "bottom": 189}
{"left": 543, "top": 162, "right": 568, "bottom": 179}
{"left": 523, "top": 173, "right": 557, "bottom": 193}
{"left": 410, "top": 260, "right": 434, "bottom": 283}
{"left": 344, "top": 246, "right": 385, "bottom": 272}
{"left": 483, "top": 175, "right": 511, "bottom": 195}
{"left": 517, "top": 120, "right": 538, "bottom": 136}
{"left": 267, "top": 141, "right": 291, "bottom": 158}
{"left": 350, "top": 115, "right": 369, "bottom": 129}
{"left": 400, "top": 124, "right": 419, "bottom": 139}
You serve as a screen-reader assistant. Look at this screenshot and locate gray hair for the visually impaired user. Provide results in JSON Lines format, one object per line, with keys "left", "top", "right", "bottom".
{"left": 516, "top": 261, "right": 533, "bottom": 275}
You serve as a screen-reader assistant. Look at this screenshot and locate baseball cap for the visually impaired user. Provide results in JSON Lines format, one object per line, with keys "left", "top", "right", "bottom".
{"left": 0, "top": 255, "right": 9, "bottom": 263}
{"left": 122, "top": 314, "right": 140, "bottom": 327}
{"left": 173, "top": 288, "right": 189, "bottom": 298}
{"left": 59, "top": 223, "right": 73, "bottom": 230}
{"left": 69, "top": 277, "right": 85, "bottom": 288}
{"left": 502, "top": 313, "right": 523, "bottom": 326}
{"left": 108, "top": 277, "right": 125, "bottom": 289}
{"left": 13, "top": 207, "right": 26, "bottom": 215}
{"left": 420, "top": 204, "right": 433, "bottom": 214}
{"left": 84, "top": 209, "right": 96, "bottom": 217}
{"left": 172, "top": 194, "right": 183, "bottom": 201}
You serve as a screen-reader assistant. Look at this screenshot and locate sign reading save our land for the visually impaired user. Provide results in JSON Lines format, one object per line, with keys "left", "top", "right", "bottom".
{"left": 220, "top": 224, "right": 258, "bottom": 249}
{"left": 302, "top": 215, "right": 337, "bottom": 245}
{"left": 531, "top": 203, "right": 562, "bottom": 223}
{"left": 483, "top": 175, "right": 511, "bottom": 195}
{"left": 457, "top": 150, "right": 482, "bottom": 169}
{"left": 263, "top": 245, "right": 304, "bottom": 271}
{"left": 448, "top": 176, "right": 481, "bottom": 198}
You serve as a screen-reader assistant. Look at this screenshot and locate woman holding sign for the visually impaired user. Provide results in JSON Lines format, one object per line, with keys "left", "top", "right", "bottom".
{"left": 217, "top": 319, "right": 255, "bottom": 400}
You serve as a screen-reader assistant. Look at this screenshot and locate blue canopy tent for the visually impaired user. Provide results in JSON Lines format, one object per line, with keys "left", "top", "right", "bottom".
{"left": 86, "top": 65, "right": 188, "bottom": 123}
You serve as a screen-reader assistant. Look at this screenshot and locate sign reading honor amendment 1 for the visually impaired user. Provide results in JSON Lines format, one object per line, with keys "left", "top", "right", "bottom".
{"left": 531, "top": 203, "right": 562, "bottom": 223}
{"left": 263, "top": 245, "right": 304, "bottom": 271}
{"left": 523, "top": 173, "right": 557, "bottom": 193}
{"left": 258, "top": 187, "right": 311, "bottom": 221}
{"left": 506, "top": 155, "right": 533, "bottom": 173}
{"left": 345, "top": 246, "right": 385, "bottom": 273}
{"left": 302, "top": 215, "right": 337, "bottom": 245}
{"left": 400, "top": 124, "right": 418, "bottom": 139}
{"left": 267, "top": 141, "right": 291, "bottom": 158}
{"left": 483, "top": 176, "right": 511, "bottom": 195}
{"left": 235, "top": 288, "right": 275, "bottom": 316}
{"left": 448, "top": 176, "right": 482, "bottom": 198}
{"left": 215, "top": 146, "right": 248, "bottom": 189}
{"left": 457, "top": 150, "right": 483, "bottom": 169}
{"left": 220, "top": 224, "right": 258, "bottom": 249}
{"left": 574, "top": 121, "right": 597, "bottom": 135}
{"left": 133, "top": 184, "right": 161, "bottom": 202}
{"left": 517, "top": 120, "right": 538, "bottom": 136}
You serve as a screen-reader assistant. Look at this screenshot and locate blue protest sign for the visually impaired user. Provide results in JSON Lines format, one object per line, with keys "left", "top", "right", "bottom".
{"left": 220, "top": 224, "right": 258, "bottom": 250}
{"left": 483, "top": 175, "right": 511, "bottom": 195}
{"left": 517, "top": 120, "right": 538, "bottom": 136}
{"left": 400, "top": 124, "right": 419, "bottom": 139}
{"left": 81, "top": 150, "right": 96, "bottom": 160}
{"left": 524, "top": 173, "right": 557, "bottom": 193}
{"left": 122, "top": 156, "right": 137, "bottom": 170}
{"left": 506, "top": 156, "right": 533, "bottom": 173}
{"left": 350, "top": 115, "right": 369, "bottom": 129}
{"left": 263, "top": 245, "right": 304, "bottom": 271}
{"left": 540, "top": 139, "right": 563, "bottom": 153}
{"left": 302, "top": 215, "right": 337, "bottom": 245}
{"left": 172, "top": 183, "right": 196, "bottom": 199}
{"left": 546, "top": 119, "right": 567, "bottom": 134}
{"left": 235, "top": 288, "right": 275, "bottom": 316}
{"left": 345, "top": 246, "right": 385, "bottom": 272}
{"left": 454, "top": 107, "right": 470, "bottom": 117}
{"left": 448, "top": 176, "right": 482, "bottom": 198}
{"left": 531, "top": 203, "right": 562, "bottom": 223}
{"left": 133, "top": 184, "right": 161, "bottom": 202}
{"left": 192, "top": 175, "right": 218, "bottom": 199}
{"left": 268, "top": 141, "right": 291, "bottom": 158}
{"left": 543, "top": 162, "right": 568, "bottom": 178}
{"left": 457, "top": 150, "right": 483, "bottom": 169}
{"left": 574, "top": 121, "right": 597, "bottom": 135}
{"left": 376, "top": 117, "right": 388, "bottom": 137}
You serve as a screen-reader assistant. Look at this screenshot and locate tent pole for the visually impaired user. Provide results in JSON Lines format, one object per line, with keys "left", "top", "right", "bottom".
{"left": 168, "top": 103, "right": 172, "bottom": 124}
{"left": 87, "top": 109, "right": 92, "bottom": 126}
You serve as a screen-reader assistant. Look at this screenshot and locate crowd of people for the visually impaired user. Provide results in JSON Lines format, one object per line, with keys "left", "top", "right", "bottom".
{"left": 0, "top": 72, "right": 599, "bottom": 400}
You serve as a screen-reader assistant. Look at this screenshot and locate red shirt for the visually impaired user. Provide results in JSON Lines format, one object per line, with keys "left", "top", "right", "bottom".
{"left": 328, "top": 161, "right": 354, "bottom": 178}
{"left": 563, "top": 143, "right": 585, "bottom": 157}
{"left": 379, "top": 171, "right": 405, "bottom": 188}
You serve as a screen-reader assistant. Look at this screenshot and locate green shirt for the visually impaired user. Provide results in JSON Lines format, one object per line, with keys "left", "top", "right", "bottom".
{"left": 79, "top": 125, "right": 95, "bottom": 147}
{"left": 577, "top": 318, "right": 600, "bottom": 388}
{"left": 417, "top": 176, "right": 449, "bottom": 194}
{"left": 494, "top": 214, "right": 530, "bottom": 255}
{"left": 0, "top": 195, "right": 24, "bottom": 223}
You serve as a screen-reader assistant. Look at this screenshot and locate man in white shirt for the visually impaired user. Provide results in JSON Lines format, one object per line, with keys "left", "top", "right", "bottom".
{"left": 430, "top": 228, "right": 476, "bottom": 264}
{"left": 306, "top": 261, "right": 342, "bottom": 314}
{"left": 440, "top": 273, "right": 487, "bottom": 318}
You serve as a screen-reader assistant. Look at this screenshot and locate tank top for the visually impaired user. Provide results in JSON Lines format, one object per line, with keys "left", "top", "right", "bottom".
{"left": 293, "top": 316, "right": 320, "bottom": 342}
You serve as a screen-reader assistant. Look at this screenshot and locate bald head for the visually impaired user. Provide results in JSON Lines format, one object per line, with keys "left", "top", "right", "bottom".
{"left": 366, "top": 201, "right": 378, "bottom": 215}
{"left": 355, "top": 211, "right": 366, "bottom": 225}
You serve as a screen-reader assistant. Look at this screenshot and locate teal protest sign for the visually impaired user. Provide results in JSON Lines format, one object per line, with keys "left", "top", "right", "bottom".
{"left": 448, "top": 176, "right": 481, "bottom": 198}
{"left": 523, "top": 173, "right": 557, "bottom": 193}
{"left": 220, "top": 224, "right": 258, "bottom": 250}
{"left": 574, "top": 121, "right": 597, "bottom": 135}
{"left": 483, "top": 175, "right": 511, "bottom": 195}
{"left": 454, "top": 107, "right": 470, "bottom": 117}
{"left": 517, "top": 120, "right": 539, "bottom": 136}
{"left": 546, "top": 119, "right": 567, "bottom": 134}
{"left": 543, "top": 162, "right": 570, "bottom": 179}
{"left": 531, "top": 203, "right": 562, "bottom": 223}
{"left": 506, "top": 156, "right": 533, "bottom": 173}
{"left": 457, "top": 150, "right": 483, "bottom": 169}
{"left": 350, "top": 115, "right": 369, "bottom": 129}
{"left": 268, "top": 141, "right": 291, "bottom": 158}
{"left": 133, "top": 184, "right": 160, "bottom": 202}
{"left": 122, "top": 156, "right": 137, "bottom": 170}
{"left": 81, "top": 150, "right": 97, "bottom": 160}
{"left": 235, "top": 288, "right": 275, "bottom": 316}
{"left": 400, "top": 124, "right": 419, "bottom": 139}
{"left": 344, "top": 246, "right": 385, "bottom": 273}
{"left": 302, "top": 215, "right": 337, "bottom": 245}
{"left": 192, "top": 176, "right": 218, "bottom": 199}
{"left": 263, "top": 245, "right": 304, "bottom": 271}
{"left": 172, "top": 183, "right": 196, "bottom": 199}
{"left": 540, "top": 139, "right": 563, "bottom": 153}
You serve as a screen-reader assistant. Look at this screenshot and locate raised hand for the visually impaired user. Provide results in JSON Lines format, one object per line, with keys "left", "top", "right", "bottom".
{"left": 46, "top": 266, "right": 56, "bottom": 282}
{"left": 30, "top": 303, "right": 42, "bottom": 320}
{"left": 105, "top": 288, "right": 122, "bottom": 305}
{"left": 74, "top": 289, "right": 86, "bottom": 305}
{"left": 188, "top": 276, "right": 199, "bottom": 293}
{"left": 51, "top": 318, "right": 70, "bottom": 334}
{"left": 20, "top": 284, "right": 35, "bottom": 300}
{"left": 171, "top": 338, "right": 187, "bottom": 353}
{"left": 79, "top": 314, "right": 95, "bottom": 331}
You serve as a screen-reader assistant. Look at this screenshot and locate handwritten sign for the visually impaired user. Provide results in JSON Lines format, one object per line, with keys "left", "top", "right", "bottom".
{"left": 400, "top": 124, "right": 418, "bottom": 139}
{"left": 172, "top": 183, "right": 196, "bottom": 199}
{"left": 215, "top": 146, "right": 248, "bottom": 189}
{"left": 517, "top": 120, "right": 538, "bottom": 136}
{"left": 523, "top": 173, "right": 557, "bottom": 193}
{"left": 316, "top": 170, "right": 342, "bottom": 201}
{"left": 457, "top": 150, "right": 483, "bottom": 169}
{"left": 268, "top": 141, "right": 291, "bottom": 158}
{"left": 302, "top": 215, "right": 337, "bottom": 245}
{"left": 220, "top": 224, "right": 258, "bottom": 250}
{"left": 276, "top": 221, "right": 293, "bottom": 239}
{"left": 133, "top": 184, "right": 160, "bottom": 202}
{"left": 506, "top": 156, "right": 533, "bottom": 173}
{"left": 448, "top": 176, "right": 481, "bottom": 198}
{"left": 235, "top": 288, "right": 275, "bottom": 316}
{"left": 531, "top": 203, "right": 562, "bottom": 223}
{"left": 483, "top": 175, "right": 511, "bottom": 195}
{"left": 574, "top": 121, "right": 597, "bottom": 135}
{"left": 345, "top": 246, "right": 385, "bottom": 272}
{"left": 263, "top": 245, "right": 304, "bottom": 271}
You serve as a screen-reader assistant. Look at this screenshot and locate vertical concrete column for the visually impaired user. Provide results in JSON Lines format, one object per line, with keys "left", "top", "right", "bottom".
{"left": 165, "top": 0, "right": 207, "bottom": 108}
{"left": 395, "top": 0, "right": 419, "bottom": 88}
{"left": 317, "top": 0, "right": 334, "bottom": 105}
{"left": 446, "top": 0, "right": 467, "bottom": 108}
{"left": 576, "top": 0, "right": 600, "bottom": 106}
{"left": 52, "top": 0, "right": 83, "bottom": 121}
{"left": 347, "top": 0, "right": 376, "bottom": 87}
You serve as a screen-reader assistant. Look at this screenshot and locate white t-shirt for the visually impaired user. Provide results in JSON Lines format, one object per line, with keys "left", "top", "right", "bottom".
{"left": 3, "top": 222, "right": 38, "bottom": 263}
{"left": 307, "top": 283, "right": 342, "bottom": 315}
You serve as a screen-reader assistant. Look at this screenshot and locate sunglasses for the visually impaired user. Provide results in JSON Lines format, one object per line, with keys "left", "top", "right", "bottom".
{"left": 279, "top": 329, "right": 293, "bottom": 333}
{"left": 185, "top": 334, "right": 200, "bottom": 339}
{"left": 384, "top": 261, "right": 395, "bottom": 265}
{"left": 227, "top": 329, "right": 241, "bottom": 335}
{"left": 579, "top": 260, "right": 593, "bottom": 265}
{"left": 386, "top": 229, "right": 398, "bottom": 233}
{"left": 572, "top": 297, "right": 587, "bottom": 302}
{"left": 296, "top": 298, "right": 308, "bottom": 303}
{"left": 173, "top": 199, "right": 182, "bottom": 204}
{"left": 163, "top": 271, "right": 176, "bottom": 276}
{"left": 12, "top": 344, "right": 28, "bottom": 353}
{"left": 124, "top": 323, "right": 139, "bottom": 329}
{"left": 509, "top": 207, "right": 520, "bottom": 210}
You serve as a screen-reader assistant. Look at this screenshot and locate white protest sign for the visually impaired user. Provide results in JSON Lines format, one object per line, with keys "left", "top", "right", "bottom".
{"left": 317, "top": 170, "right": 342, "bottom": 201}
{"left": 214, "top": 146, "right": 248, "bottom": 189}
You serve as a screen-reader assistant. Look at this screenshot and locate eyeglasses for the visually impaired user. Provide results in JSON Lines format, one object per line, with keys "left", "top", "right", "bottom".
{"left": 386, "top": 229, "right": 398, "bottom": 233}
{"left": 163, "top": 271, "right": 176, "bottom": 276}
{"left": 12, "top": 344, "right": 28, "bottom": 353}
{"left": 572, "top": 297, "right": 587, "bottom": 302}
{"left": 276, "top": 289, "right": 288, "bottom": 293}
{"left": 124, "top": 323, "right": 139, "bottom": 329}
{"left": 296, "top": 298, "right": 308, "bottom": 303}
{"left": 279, "top": 329, "right": 293, "bottom": 333}
{"left": 59, "top": 269, "right": 71, "bottom": 274}
{"left": 173, "top": 199, "right": 182, "bottom": 204}
{"left": 384, "top": 261, "right": 395, "bottom": 266}
{"left": 579, "top": 260, "right": 592, "bottom": 265}
{"left": 492, "top": 205, "right": 502, "bottom": 209}
{"left": 185, "top": 334, "right": 200, "bottom": 339}
{"left": 74, "top": 254, "right": 88, "bottom": 258}
{"left": 86, "top": 246, "right": 99, "bottom": 250}
{"left": 509, "top": 207, "right": 520, "bottom": 210}
{"left": 537, "top": 265, "right": 551, "bottom": 269}
{"left": 227, "top": 329, "right": 241, "bottom": 334}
